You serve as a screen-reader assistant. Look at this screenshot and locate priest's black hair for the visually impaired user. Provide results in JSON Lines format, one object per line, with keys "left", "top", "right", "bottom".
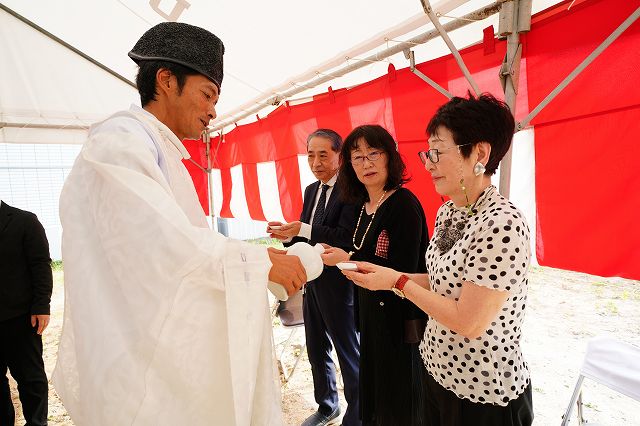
{"left": 135, "top": 60, "right": 198, "bottom": 107}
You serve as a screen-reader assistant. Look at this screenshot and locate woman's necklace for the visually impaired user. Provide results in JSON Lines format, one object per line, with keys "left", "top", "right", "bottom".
{"left": 434, "top": 185, "right": 494, "bottom": 255}
{"left": 352, "top": 190, "right": 388, "bottom": 251}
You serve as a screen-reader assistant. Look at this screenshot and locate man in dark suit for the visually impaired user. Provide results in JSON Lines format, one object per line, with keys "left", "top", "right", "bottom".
{"left": 269, "top": 129, "right": 360, "bottom": 426}
{"left": 0, "top": 201, "right": 52, "bottom": 426}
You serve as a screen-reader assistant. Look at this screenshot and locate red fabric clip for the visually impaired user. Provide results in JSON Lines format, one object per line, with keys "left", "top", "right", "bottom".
{"left": 387, "top": 63, "right": 397, "bottom": 82}
{"left": 328, "top": 86, "right": 336, "bottom": 104}
{"left": 483, "top": 25, "right": 495, "bottom": 55}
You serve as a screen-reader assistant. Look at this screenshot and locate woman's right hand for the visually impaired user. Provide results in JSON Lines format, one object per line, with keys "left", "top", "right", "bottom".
{"left": 320, "top": 246, "right": 350, "bottom": 266}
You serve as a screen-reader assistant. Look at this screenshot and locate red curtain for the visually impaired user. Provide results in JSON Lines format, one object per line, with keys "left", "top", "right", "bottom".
{"left": 182, "top": 139, "right": 209, "bottom": 215}
{"left": 527, "top": 0, "right": 640, "bottom": 278}
{"left": 186, "top": 0, "right": 640, "bottom": 279}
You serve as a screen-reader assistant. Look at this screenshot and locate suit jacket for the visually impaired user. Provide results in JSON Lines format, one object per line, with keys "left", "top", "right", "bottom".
{"left": 0, "top": 202, "right": 53, "bottom": 321}
{"left": 286, "top": 180, "right": 356, "bottom": 285}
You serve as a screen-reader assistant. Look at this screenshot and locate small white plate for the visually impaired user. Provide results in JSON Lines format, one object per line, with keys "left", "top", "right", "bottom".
{"left": 336, "top": 262, "right": 358, "bottom": 271}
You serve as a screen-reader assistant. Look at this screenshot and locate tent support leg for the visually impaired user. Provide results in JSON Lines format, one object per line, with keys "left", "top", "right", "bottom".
{"left": 405, "top": 49, "right": 453, "bottom": 99}
{"left": 498, "top": 0, "right": 530, "bottom": 199}
{"left": 420, "top": 0, "right": 481, "bottom": 95}
{"left": 204, "top": 131, "right": 216, "bottom": 232}
{"left": 518, "top": 5, "right": 640, "bottom": 130}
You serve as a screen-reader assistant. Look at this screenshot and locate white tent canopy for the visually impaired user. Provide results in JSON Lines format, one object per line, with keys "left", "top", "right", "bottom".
{"left": 0, "top": 0, "right": 563, "bottom": 135}
{"left": 0, "top": 0, "right": 577, "bottom": 262}
{"left": 0, "top": 4, "right": 138, "bottom": 144}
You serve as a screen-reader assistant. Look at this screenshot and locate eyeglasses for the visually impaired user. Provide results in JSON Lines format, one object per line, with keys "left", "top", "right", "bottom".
{"left": 351, "top": 151, "right": 383, "bottom": 165}
{"left": 418, "top": 143, "right": 473, "bottom": 165}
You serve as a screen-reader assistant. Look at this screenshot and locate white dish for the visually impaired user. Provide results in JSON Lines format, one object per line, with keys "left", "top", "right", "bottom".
{"left": 336, "top": 262, "right": 358, "bottom": 271}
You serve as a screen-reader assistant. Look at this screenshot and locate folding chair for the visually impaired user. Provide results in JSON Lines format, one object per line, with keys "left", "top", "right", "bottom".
{"left": 272, "top": 289, "right": 305, "bottom": 384}
{"left": 561, "top": 336, "right": 640, "bottom": 425}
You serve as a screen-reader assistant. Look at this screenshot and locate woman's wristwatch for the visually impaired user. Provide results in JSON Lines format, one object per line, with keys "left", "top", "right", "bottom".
{"left": 391, "top": 274, "right": 410, "bottom": 298}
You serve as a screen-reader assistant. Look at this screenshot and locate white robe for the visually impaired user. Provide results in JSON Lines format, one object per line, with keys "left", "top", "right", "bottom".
{"left": 53, "top": 105, "right": 283, "bottom": 426}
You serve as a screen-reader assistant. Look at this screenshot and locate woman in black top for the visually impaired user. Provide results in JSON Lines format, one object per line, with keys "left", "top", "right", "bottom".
{"left": 322, "top": 125, "right": 429, "bottom": 425}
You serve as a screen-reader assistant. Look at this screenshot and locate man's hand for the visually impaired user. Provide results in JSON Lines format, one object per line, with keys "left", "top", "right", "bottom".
{"left": 274, "top": 221, "right": 302, "bottom": 238}
{"left": 267, "top": 247, "right": 307, "bottom": 296}
{"left": 31, "top": 314, "right": 50, "bottom": 335}
{"left": 267, "top": 221, "right": 290, "bottom": 241}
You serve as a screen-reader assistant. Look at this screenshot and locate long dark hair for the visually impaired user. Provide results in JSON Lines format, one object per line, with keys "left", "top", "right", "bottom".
{"left": 337, "top": 124, "right": 409, "bottom": 204}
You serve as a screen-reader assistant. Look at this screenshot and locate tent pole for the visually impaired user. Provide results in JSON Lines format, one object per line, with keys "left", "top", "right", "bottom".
{"left": 517, "top": 5, "right": 640, "bottom": 130}
{"left": 498, "top": 0, "right": 531, "bottom": 199}
{"left": 0, "top": 122, "right": 89, "bottom": 130}
{"left": 209, "top": 1, "right": 502, "bottom": 133}
{"left": 405, "top": 49, "right": 453, "bottom": 99}
{"left": 203, "top": 131, "right": 217, "bottom": 232}
{"left": 419, "top": 0, "right": 481, "bottom": 95}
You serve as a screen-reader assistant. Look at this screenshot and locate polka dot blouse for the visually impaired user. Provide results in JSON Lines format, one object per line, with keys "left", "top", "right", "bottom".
{"left": 419, "top": 185, "right": 531, "bottom": 406}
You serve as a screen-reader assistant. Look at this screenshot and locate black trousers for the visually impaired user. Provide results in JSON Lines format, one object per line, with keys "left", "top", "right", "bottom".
{"left": 424, "top": 369, "right": 533, "bottom": 426}
{"left": 303, "top": 276, "right": 361, "bottom": 426}
{"left": 0, "top": 314, "right": 48, "bottom": 426}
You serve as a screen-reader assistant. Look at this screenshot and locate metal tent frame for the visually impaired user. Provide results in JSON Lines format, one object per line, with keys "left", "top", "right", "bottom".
{"left": 200, "top": 0, "right": 640, "bottom": 220}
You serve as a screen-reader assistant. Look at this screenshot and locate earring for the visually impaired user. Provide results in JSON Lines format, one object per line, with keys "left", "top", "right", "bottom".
{"left": 473, "top": 161, "right": 486, "bottom": 176}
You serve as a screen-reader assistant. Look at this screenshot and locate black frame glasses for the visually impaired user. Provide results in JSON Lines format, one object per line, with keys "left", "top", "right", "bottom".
{"left": 418, "top": 143, "right": 473, "bottom": 165}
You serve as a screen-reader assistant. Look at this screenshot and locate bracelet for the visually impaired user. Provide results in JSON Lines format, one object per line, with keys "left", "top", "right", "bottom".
{"left": 391, "top": 274, "right": 410, "bottom": 299}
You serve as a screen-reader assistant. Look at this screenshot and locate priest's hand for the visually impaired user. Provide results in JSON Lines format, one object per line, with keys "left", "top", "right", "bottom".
{"left": 267, "top": 247, "right": 307, "bottom": 295}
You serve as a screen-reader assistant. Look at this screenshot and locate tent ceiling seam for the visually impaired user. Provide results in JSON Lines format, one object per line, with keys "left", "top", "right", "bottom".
{"left": 0, "top": 3, "right": 136, "bottom": 89}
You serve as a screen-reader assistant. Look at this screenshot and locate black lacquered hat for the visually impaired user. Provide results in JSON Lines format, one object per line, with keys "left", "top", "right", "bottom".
{"left": 129, "top": 22, "right": 224, "bottom": 89}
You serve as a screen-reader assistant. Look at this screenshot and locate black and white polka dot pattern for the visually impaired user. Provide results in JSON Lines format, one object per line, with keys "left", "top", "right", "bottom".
{"left": 419, "top": 185, "right": 531, "bottom": 406}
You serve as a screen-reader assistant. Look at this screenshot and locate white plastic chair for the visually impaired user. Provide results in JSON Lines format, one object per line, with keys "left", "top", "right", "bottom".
{"left": 561, "top": 336, "right": 640, "bottom": 425}
{"left": 272, "top": 290, "right": 306, "bottom": 384}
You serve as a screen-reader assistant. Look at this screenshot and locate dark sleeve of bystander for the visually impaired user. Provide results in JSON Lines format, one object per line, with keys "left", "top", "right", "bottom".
{"left": 23, "top": 213, "right": 53, "bottom": 315}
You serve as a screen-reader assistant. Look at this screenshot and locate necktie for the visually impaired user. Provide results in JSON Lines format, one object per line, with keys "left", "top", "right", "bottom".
{"left": 311, "top": 184, "right": 329, "bottom": 226}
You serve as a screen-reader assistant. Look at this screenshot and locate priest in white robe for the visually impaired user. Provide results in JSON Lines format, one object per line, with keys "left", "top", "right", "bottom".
{"left": 53, "top": 22, "right": 306, "bottom": 426}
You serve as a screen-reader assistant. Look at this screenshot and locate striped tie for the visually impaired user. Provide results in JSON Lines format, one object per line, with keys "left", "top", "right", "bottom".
{"left": 311, "top": 184, "right": 329, "bottom": 226}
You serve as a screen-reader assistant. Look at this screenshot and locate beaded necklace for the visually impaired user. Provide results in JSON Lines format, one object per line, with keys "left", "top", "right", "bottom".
{"left": 352, "top": 190, "right": 387, "bottom": 251}
{"left": 433, "top": 185, "right": 495, "bottom": 255}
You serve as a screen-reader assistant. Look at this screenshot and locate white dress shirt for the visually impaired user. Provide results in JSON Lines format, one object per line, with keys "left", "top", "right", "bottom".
{"left": 298, "top": 173, "right": 338, "bottom": 240}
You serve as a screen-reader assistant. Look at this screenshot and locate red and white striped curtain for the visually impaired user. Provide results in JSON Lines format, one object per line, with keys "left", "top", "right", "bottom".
{"left": 184, "top": 0, "right": 640, "bottom": 280}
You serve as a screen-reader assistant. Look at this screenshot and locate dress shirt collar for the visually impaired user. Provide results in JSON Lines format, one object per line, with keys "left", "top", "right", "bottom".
{"left": 320, "top": 172, "right": 338, "bottom": 188}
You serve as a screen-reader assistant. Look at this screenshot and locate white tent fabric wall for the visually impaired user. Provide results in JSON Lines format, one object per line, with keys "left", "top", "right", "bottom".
{"left": 0, "top": 143, "right": 81, "bottom": 259}
{"left": 0, "top": 4, "right": 139, "bottom": 259}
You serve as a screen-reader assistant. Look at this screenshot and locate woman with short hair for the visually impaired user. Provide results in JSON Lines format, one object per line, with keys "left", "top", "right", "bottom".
{"left": 341, "top": 94, "right": 534, "bottom": 426}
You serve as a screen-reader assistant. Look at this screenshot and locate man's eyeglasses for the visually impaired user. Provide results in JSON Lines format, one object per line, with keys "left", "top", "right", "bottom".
{"left": 418, "top": 143, "right": 473, "bottom": 165}
{"left": 351, "top": 151, "right": 383, "bottom": 165}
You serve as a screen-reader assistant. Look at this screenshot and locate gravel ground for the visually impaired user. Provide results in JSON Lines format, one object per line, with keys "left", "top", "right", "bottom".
{"left": 9, "top": 265, "right": 640, "bottom": 425}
